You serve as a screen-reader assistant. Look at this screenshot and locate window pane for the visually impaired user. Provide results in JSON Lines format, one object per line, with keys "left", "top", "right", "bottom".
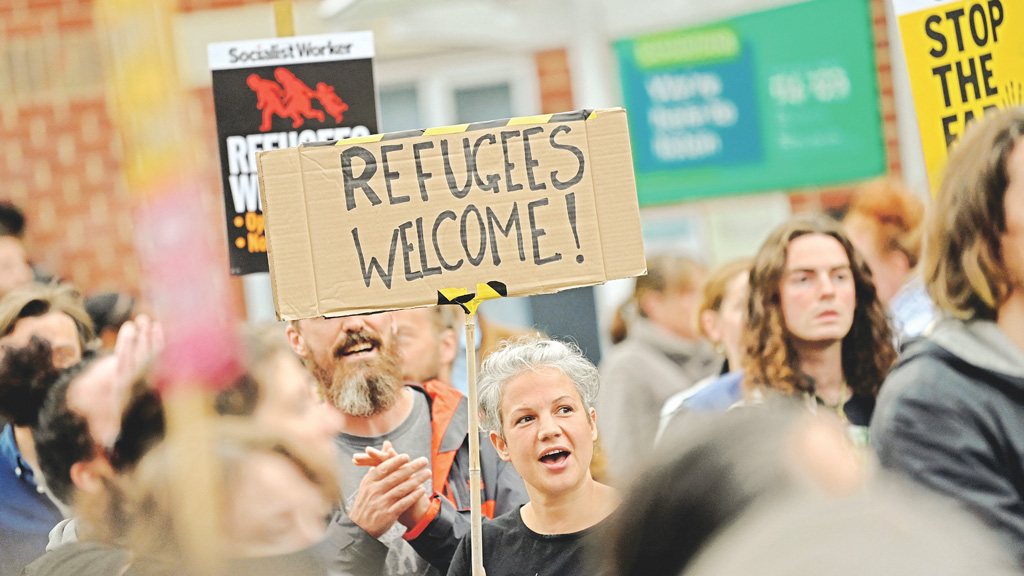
{"left": 454, "top": 83, "right": 512, "bottom": 123}
{"left": 379, "top": 84, "right": 420, "bottom": 132}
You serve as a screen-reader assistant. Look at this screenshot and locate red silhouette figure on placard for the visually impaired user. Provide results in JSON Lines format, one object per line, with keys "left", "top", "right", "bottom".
{"left": 248, "top": 73, "right": 290, "bottom": 132}
{"left": 275, "top": 68, "right": 324, "bottom": 128}
{"left": 315, "top": 82, "right": 349, "bottom": 123}
{"left": 247, "top": 68, "right": 350, "bottom": 132}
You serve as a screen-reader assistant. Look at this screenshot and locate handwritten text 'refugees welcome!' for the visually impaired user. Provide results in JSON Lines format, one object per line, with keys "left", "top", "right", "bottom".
{"left": 333, "top": 122, "right": 590, "bottom": 290}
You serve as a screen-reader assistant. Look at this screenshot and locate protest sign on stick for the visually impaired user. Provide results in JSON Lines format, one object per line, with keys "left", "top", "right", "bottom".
{"left": 257, "top": 107, "right": 646, "bottom": 575}
{"left": 257, "top": 108, "right": 646, "bottom": 320}
{"left": 891, "top": 0, "right": 1024, "bottom": 189}
{"left": 209, "top": 30, "right": 378, "bottom": 275}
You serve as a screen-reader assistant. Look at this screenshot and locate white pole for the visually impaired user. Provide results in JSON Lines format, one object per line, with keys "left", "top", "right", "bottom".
{"left": 463, "top": 312, "right": 484, "bottom": 576}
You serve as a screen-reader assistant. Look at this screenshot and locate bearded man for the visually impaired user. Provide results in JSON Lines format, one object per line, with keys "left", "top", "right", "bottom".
{"left": 286, "top": 312, "right": 526, "bottom": 576}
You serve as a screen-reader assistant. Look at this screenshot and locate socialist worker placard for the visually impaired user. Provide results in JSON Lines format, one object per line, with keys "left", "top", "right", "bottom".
{"left": 208, "top": 31, "right": 378, "bottom": 275}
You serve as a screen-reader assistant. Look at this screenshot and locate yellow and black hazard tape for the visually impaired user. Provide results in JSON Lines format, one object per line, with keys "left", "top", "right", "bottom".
{"left": 301, "top": 110, "right": 595, "bottom": 148}
{"left": 437, "top": 281, "right": 507, "bottom": 315}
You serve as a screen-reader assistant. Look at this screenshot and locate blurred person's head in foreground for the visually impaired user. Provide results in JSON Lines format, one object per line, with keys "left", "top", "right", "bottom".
{"left": 478, "top": 337, "right": 615, "bottom": 516}
{"left": 392, "top": 307, "right": 458, "bottom": 386}
{"left": 124, "top": 419, "right": 339, "bottom": 574}
{"left": 85, "top": 292, "right": 137, "bottom": 352}
{"left": 924, "top": 107, "right": 1024, "bottom": 321}
{"left": 684, "top": 478, "right": 1018, "bottom": 576}
{"left": 697, "top": 258, "right": 752, "bottom": 373}
{"left": 216, "top": 324, "right": 342, "bottom": 462}
{"left": 842, "top": 178, "right": 925, "bottom": 305}
{"left": 0, "top": 283, "right": 94, "bottom": 373}
{"left": 610, "top": 254, "right": 707, "bottom": 344}
{"left": 742, "top": 214, "right": 895, "bottom": 402}
{"left": 0, "top": 315, "right": 161, "bottom": 534}
{"left": 27, "top": 322, "right": 337, "bottom": 547}
{"left": 605, "top": 402, "right": 867, "bottom": 576}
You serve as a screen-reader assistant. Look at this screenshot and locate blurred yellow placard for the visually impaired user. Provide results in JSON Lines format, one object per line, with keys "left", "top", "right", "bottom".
{"left": 893, "top": 0, "right": 1024, "bottom": 190}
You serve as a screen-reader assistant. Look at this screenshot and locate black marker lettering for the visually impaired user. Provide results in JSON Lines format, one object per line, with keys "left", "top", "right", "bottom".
{"left": 528, "top": 198, "right": 562, "bottom": 265}
{"left": 381, "top": 144, "right": 408, "bottom": 205}
{"left": 549, "top": 125, "right": 585, "bottom": 191}
{"left": 485, "top": 203, "right": 525, "bottom": 266}
{"left": 522, "top": 126, "right": 546, "bottom": 191}
{"left": 340, "top": 147, "right": 381, "bottom": 211}
{"left": 352, "top": 227, "right": 398, "bottom": 289}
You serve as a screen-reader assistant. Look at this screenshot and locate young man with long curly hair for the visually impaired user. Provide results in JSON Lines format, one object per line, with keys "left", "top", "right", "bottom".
{"left": 742, "top": 213, "right": 897, "bottom": 433}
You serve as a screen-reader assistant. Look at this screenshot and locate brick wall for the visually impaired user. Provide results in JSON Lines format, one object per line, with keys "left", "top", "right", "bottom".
{"left": 535, "top": 48, "right": 574, "bottom": 114}
{"left": 1, "top": 0, "right": 257, "bottom": 316}
{"left": 0, "top": 0, "right": 139, "bottom": 296}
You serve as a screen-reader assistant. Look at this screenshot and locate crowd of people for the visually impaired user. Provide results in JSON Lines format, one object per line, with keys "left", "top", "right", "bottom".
{"left": 1, "top": 108, "right": 1024, "bottom": 576}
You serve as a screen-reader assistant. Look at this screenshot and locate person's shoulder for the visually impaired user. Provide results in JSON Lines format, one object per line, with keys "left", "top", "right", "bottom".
{"left": 23, "top": 542, "right": 128, "bottom": 576}
{"left": 881, "top": 339, "right": 972, "bottom": 404}
{"left": 482, "top": 506, "right": 524, "bottom": 539}
{"left": 873, "top": 338, "right": 988, "bottom": 439}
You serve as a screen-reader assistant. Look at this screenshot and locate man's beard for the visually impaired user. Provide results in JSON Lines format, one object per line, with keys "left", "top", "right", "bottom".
{"left": 312, "top": 329, "right": 404, "bottom": 418}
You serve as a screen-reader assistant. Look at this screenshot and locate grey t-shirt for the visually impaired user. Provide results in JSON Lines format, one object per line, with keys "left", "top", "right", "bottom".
{"left": 336, "top": 390, "right": 433, "bottom": 500}
{"left": 333, "top": 390, "right": 438, "bottom": 576}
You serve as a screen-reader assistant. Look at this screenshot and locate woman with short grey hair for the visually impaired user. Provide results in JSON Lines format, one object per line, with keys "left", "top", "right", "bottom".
{"left": 477, "top": 336, "right": 600, "bottom": 437}
{"left": 447, "top": 336, "right": 618, "bottom": 576}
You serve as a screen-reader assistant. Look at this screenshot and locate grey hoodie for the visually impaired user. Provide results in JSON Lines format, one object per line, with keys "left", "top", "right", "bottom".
{"left": 872, "top": 317, "right": 1024, "bottom": 568}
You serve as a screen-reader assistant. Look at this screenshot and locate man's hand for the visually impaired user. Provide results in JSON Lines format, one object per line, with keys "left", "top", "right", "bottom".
{"left": 352, "top": 441, "right": 436, "bottom": 534}
{"left": 113, "top": 314, "right": 164, "bottom": 391}
{"left": 352, "top": 440, "right": 399, "bottom": 467}
{"left": 348, "top": 451, "right": 432, "bottom": 538}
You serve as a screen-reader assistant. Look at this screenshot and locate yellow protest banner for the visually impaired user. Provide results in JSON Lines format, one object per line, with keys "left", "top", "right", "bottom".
{"left": 893, "top": 0, "right": 1024, "bottom": 189}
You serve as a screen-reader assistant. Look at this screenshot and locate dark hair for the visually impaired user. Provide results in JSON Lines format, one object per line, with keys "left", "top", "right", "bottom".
{"left": 605, "top": 404, "right": 809, "bottom": 576}
{"left": 212, "top": 325, "right": 294, "bottom": 416}
{"left": 742, "top": 213, "right": 896, "bottom": 397}
{"left": 32, "top": 349, "right": 100, "bottom": 505}
{"left": 0, "top": 336, "right": 60, "bottom": 426}
{"left": 924, "top": 108, "right": 1024, "bottom": 320}
{"left": 84, "top": 292, "right": 136, "bottom": 335}
{"left": 0, "top": 202, "right": 26, "bottom": 238}
{"left": 109, "top": 376, "right": 166, "bottom": 473}
{"left": 0, "top": 283, "right": 95, "bottom": 351}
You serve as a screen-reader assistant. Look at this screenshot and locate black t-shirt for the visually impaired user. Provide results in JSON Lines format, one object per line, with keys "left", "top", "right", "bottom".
{"left": 446, "top": 506, "right": 610, "bottom": 576}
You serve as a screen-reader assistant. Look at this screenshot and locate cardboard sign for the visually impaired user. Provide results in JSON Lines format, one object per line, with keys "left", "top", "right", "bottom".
{"left": 208, "top": 32, "right": 378, "bottom": 275}
{"left": 892, "top": 0, "right": 1024, "bottom": 189}
{"left": 256, "top": 109, "right": 646, "bottom": 320}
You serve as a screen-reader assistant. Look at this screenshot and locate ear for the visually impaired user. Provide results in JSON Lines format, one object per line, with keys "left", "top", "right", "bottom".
{"left": 699, "top": 310, "right": 721, "bottom": 344}
{"left": 285, "top": 323, "right": 308, "bottom": 359}
{"left": 439, "top": 328, "right": 458, "bottom": 366}
{"left": 489, "top": 430, "right": 511, "bottom": 462}
{"left": 637, "top": 291, "right": 662, "bottom": 319}
{"left": 886, "top": 249, "right": 911, "bottom": 277}
{"left": 69, "top": 456, "right": 113, "bottom": 496}
{"left": 588, "top": 407, "right": 598, "bottom": 442}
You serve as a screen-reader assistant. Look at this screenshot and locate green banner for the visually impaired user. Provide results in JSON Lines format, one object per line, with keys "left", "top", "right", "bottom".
{"left": 617, "top": 0, "right": 886, "bottom": 205}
